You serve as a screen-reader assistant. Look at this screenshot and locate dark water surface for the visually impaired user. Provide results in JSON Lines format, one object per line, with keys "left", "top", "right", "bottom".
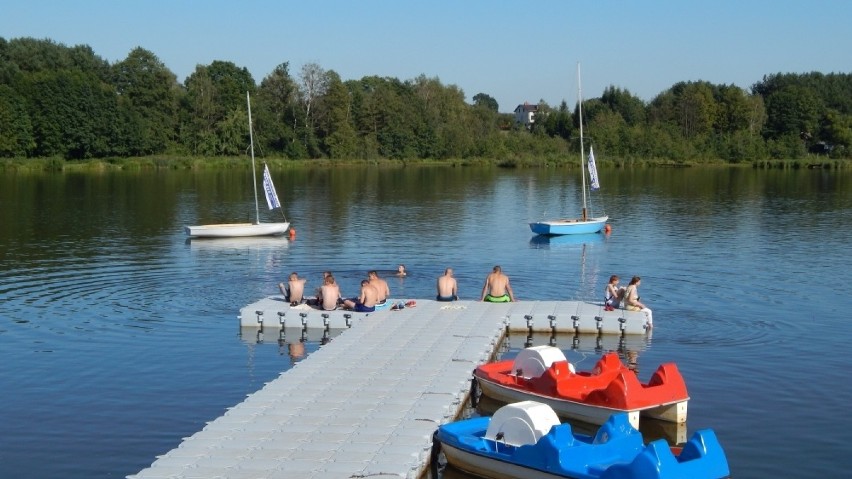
{"left": 1, "top": 165, "right": 850, "bottom": 478}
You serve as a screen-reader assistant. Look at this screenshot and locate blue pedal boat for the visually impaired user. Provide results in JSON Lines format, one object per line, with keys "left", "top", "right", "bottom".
{"left": 431, "top": 401, "right": 729, "bottom": 479}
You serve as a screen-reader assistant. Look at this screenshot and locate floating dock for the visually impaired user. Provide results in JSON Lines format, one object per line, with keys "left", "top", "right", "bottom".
{"left": 239, "top": 296, "right": 651, "bottom": 335}
{"left": 131, "top": 300, "right": 649, "bottom": 479}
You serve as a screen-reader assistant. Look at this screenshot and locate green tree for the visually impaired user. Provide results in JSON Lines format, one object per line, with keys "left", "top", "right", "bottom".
{"left": 298, "top": 62, "right": 328, "bottom": 157}
{"left": 319, "top": 70, "right": 358, "bottom": 159}
{"left": 184, "top": 61, "right": 255, "bottom": 155}
{"left": 28, "top": 70, "right": 119, "bottom": 158}
{"left": 112, "top": 47, "right": 180, "bottom": 154}
{"left": 712, "top": 85, "right": 750, "bottom": 134}
{"left": 0, "top": 84, "right": 34, "bottom": 156}
{"left": 538, "top": 100, "right": 573, "bottom": 141}
{"left": 820, "top": 110, "right": 852, "bottom": 151}
{"left": 2, "top": 37, "right": 110, "bottom": 80}
{"left": 762, "top": 85, "right": 822, "bottom": 140}
{"left": 255, "top": 62, "right": 305, "bottom": 158}
{"left": 413, "top": 74, "right": 476, "bottom": 158}
{"left": 600, "top": 86, "right": 646, "bottom": 126}
{"left": 648, "top": 81, "right": 716, "bottom": 141}
{"left": 472, "top": 92, "right": 498, "bottom": 112}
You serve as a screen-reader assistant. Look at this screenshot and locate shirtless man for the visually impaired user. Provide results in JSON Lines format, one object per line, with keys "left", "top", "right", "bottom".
{"left": 314, "top": 271, "right": 332, "bottom": 305}
{"left": 279, "top": 272, "right": 307, "bottom": 306}
{"left": 367, "top": 270, "right": 390, "bottom": 305}
{"left": 319, "top": 275, "right": 341, "bottom": 311}
{"left": 436, "top": 268, "right": 458, "bottom": 301}
{"left": 343, "top": 279, "right": 378, "bottom": 312}
{"left": 480, "top": 265, "right": 515, "bottom": 302}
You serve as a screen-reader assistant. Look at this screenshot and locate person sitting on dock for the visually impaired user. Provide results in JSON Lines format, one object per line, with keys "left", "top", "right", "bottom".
{"left": 312, "top": 271, "right": 333, "bottom": 306}
{"left": 623, "top": 276, "right": 653, "bottom": 327}
{"left": 604, "top": 275, "right": 625, "bottom": 311}
{"left": 436, "top": 268, "right": 458, "bottom": 301}
{"left": 481, "top": 265, "right": 515, "bottom": 302}
{"left": 368, "top": 270, "right": 390, "bottom": 306}
{"left": 319, "top": 275, "right": 341, "bottom": 311}
{"left": 279, "top": 272, "right": 307, "bottom": 306}
{"left": 343, "top": 280, "right": 378, "bottom": 313}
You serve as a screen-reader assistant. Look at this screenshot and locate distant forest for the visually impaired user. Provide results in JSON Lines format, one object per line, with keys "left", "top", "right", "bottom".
{"left": 1, "top": 37, "right": 850, "bottom": 163}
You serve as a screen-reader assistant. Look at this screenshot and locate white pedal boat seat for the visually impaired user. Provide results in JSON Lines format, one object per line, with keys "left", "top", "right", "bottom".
{"left": 484, "top": 401, "right": 561, "bottom": 447}
{"left": 511, "top": 345, "right": 575, "bottom": 379}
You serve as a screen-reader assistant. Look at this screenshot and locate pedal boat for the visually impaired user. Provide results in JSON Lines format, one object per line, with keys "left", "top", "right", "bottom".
{"left": 432, "top": 401, "right": 729, "bottom": 479}
{"left": 472, "top": 346, "right": 689, "bottom": 428}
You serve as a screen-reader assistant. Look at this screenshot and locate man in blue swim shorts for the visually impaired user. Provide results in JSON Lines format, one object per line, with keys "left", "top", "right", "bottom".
{"left": 343, "top": 279, "right": 378, "bottom": 312}
{"left": 481, "top": 265, "right": 516, "bottom": 302}
{"left": 436, "top": 268, "right": 458, "bottom": 301}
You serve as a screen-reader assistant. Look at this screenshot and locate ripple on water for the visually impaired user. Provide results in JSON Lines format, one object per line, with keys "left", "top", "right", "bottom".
{"left": 0, "top": 237, "right": 292, "bottom": 339}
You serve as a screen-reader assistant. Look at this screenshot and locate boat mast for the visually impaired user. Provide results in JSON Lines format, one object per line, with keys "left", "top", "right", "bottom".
{"left": 247, "top": 91, "right": 261, "bottom": 225}
{"left": 578, "top": 63, "right": 588, "bottom": 221}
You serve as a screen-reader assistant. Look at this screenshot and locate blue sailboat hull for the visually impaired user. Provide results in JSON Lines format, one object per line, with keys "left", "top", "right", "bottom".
{"left": 529, "top": 216, "right": 609, "bottom": 235}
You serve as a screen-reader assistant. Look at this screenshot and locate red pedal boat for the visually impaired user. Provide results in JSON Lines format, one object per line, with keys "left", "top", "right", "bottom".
{"left": 472, "top": 346, "right": 688, "bottom": 428}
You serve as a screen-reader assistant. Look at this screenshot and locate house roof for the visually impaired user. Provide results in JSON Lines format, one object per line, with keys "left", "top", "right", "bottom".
{"left": 514, "top": 102, "right": 538, "bottom": 113}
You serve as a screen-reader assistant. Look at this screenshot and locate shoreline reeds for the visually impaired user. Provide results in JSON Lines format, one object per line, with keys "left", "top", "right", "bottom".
{"left": 1, "top": 156, "right": 848, "bottom": 173}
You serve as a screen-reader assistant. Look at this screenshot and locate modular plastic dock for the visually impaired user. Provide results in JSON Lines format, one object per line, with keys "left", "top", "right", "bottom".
{"left": 239, "top": 297, "right": 651, "bottom": 335}
{"left": 131, "top": 300, "right": 650, "bottom": 479}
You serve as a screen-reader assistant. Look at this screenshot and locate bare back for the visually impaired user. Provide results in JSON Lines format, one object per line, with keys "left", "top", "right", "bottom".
{"left": 288, "top": 278, "right": 306, "bottom": 303}
{"left": 320, "top": 284, "right": 340, "bottom": 310}
{"left": 369, "top": 277, "right": 390, "bottom": 302}
{"left": 437, "top": 274, "right": 457, "bottom": 297}
{"left": 485, "top": 272, "right": 509, "bottom": 296}
{"left": 360, "top": 283, "right": 379, "bottom": 308}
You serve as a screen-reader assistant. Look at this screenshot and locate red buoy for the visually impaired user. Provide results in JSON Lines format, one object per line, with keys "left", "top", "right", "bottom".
{"left": 288, "top": 227, "right": 296, "bottom": 240}
{"left": 604, "top": 224, "right": 612, "bottom": 234}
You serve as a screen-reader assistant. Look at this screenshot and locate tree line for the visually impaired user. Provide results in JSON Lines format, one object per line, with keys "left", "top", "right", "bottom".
{"left": 1, "top": 37, "right": 850, "bottom": 162}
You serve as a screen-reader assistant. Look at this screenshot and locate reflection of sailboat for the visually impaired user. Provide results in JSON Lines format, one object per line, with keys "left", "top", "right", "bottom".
{"left": 529, "top": 232, "right": 604, "bottom": 299}
{"left": 185, "top": 92, "right": 290, "bottom": 238}
{"left": 529, "top": 232, "right": 604, "bottom": 247}
{"left": 530, "top": 63, "right": 608, "bottom": 236}
{"left": 187, "top": 236, "right": 290, "bottom": 251}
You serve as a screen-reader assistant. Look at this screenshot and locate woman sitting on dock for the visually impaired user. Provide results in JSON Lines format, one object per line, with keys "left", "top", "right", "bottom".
{"left": 604, "top": 275, "right": 625, "bottom": 311}
{"left": 623, "top": 276, "right": 653, "bottom": 327}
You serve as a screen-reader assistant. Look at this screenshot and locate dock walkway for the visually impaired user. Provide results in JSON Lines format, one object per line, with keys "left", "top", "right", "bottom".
{"left": 239, "top": 296, "right": 650, "bottom": 335}
{"left": 131, "top": 300, "right": 649, "bottom": 479}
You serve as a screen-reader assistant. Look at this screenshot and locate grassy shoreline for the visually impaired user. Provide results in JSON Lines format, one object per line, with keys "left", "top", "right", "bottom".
{"left": 1, "top": 155, "right": 848, "bottom": 173}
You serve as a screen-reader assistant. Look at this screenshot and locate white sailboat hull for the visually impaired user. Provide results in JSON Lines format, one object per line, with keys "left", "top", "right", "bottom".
{"left": 529, "top": 215, "right": 608, "bottom": 235}
{"left": 184, "top": 222, "right": 290, "bottom": 238}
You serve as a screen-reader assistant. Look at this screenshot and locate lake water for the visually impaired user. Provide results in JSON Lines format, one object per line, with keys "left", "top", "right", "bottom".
{"left": 1, "top": 165, "right": 850, "bottom": 478}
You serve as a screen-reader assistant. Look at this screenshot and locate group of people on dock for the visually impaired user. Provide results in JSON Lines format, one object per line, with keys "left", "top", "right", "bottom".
{"left": 278, "top": 264, "right": 517, "bottom": 310}
{"left": 435, "top": 265, "right": 517, "bottom": 303}
{"left": 279, "top": 269, "right": 394, "bottom": 313}
{"left": 605, "top": 274, "right": 653, "bottom": 326}
{"left": 279, "top": 267, "right": 650, "bottom": 324}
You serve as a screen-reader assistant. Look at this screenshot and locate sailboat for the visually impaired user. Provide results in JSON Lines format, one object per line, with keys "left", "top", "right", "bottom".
{"left": 185, "top": 92, "right": 290, "bottom": 238}
{"left": 529, "top": 64, "right": 608, "bottom": 236}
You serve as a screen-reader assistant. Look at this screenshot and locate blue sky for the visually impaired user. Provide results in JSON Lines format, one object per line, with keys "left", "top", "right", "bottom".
{"left": 2, "top": 0, "right": 850, "bottom": 112}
